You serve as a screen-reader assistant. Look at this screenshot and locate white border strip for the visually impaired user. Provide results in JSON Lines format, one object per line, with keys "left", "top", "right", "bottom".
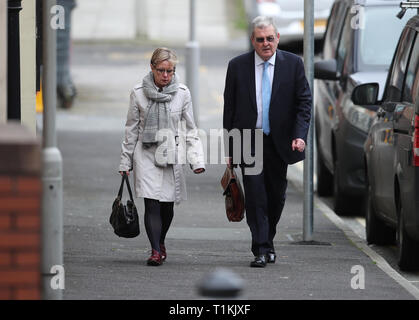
{"left": 288, "top": 164, "right": 419, "bottom": 300}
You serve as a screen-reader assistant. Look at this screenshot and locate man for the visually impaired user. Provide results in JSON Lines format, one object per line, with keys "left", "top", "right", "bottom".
{"left": 223, "top": 16, "right": 312, "bottom": 268}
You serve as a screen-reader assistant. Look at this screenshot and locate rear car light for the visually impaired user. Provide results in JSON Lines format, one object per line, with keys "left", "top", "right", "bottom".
{"left": 414, "top": 115, "right": 419, "bottom": 166}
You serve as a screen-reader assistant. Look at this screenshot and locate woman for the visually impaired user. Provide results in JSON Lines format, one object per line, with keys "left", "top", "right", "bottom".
{"left": 119, "top": 48, "right": 205, "bottom": 266}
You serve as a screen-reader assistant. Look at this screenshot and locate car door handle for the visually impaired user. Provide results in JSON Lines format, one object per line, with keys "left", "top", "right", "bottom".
{"left": 394, "top": 128, "right": 409, "bottom": 134}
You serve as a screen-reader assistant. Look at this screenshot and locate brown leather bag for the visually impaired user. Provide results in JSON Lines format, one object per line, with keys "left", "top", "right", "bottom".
{"left": 220, "top": 167, "right": 245, "bottom": 222}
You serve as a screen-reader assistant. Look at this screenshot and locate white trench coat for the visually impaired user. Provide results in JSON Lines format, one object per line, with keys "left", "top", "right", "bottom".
{"left": 119, "top": 82, "right": 205, "bottom": 203}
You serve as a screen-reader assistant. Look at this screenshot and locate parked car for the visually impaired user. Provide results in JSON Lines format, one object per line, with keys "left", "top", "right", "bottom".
{"left": 314, "top": 0, "right": 414, "bottom": 215}
{"left": 243, "top": 0, "right": 334, "bottom": 45}
{"left": 352, "top": 13, "right": 419, "bottom": 271}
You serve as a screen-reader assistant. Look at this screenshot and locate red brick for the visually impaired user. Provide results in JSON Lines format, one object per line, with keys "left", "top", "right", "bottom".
{"left": 0, "top": 233, "right": 40, "bottom": 249}
{"left": 15, "top": 215, "right": 40, "bottom": 230}
{"left": 0, "top": 271, "right": 39, "bottom": 286}
{"left": 16, "top": 177, "right": 41, "bottom": 195}
{"left": 15, "top": 252, "right": 40, "bottom": 267}
{"left": 10, "top": 210, "right": 39, "bottom": 217}
{"left": 0, "top": 197, "right": 40, "bottom": 212}
{"left": 0, "top": 252, "right": 12, "bottom": 267}
{"left": 0, "top": 288, "right": 12, "bottom": 300}
{"left": 14, "top": 287, "right": 41, "bottom": 300}
{"left": 0, "top": 215, "right": 12, "bottom": 229}
{"left": 0, "top": 176, "right": 13, "bottom": 193}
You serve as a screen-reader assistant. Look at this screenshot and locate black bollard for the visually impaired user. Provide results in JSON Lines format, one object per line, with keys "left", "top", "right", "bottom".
{"left": 7, "top": 0, "right": 22, "bottom": 121}
{"left": 56, "top": 0, "right": 76, "bottom": 109}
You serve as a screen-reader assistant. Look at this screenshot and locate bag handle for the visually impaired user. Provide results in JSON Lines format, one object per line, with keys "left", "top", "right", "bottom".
{"left": 124, "top": 174, "right": 135, "bottom": 202}
{"left": 222, "top": 167, "right": 237, "bottom": 196}
{"left": 117, "top": 173, "right": 135, "bottom": 203}
{"left": 118, "top": 174, "right": 126, "bottom": 199}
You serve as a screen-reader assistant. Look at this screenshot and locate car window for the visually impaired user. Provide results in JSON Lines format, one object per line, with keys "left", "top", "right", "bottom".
{"left": 386, "top": 28, "right": 416, "bottom": 102}
{"left": 323, "top": 2, "right": 347, "bottom": 60}
{"left": 336, "top": 11, "right": 353, "bottom": 75}
{"left": 403, "top": 33, "right": 419, "bottom": 103}
{"left": 358, "top": 6, "right": 416, "bottom": 70}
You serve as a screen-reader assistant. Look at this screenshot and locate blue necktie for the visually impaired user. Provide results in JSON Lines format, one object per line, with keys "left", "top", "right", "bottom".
{"left": 262, "top": 61, "right": 271, "bottom": 135}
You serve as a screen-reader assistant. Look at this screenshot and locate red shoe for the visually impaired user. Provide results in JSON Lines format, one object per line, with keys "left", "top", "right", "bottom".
{"left": 147, "top": 249, "right": 162, "bottom": 266}
{"left": 160, "top": 244, "right": 167, "bottom": 261}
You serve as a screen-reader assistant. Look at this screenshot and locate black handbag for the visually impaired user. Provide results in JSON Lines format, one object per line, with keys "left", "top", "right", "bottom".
{"left": 109, "top": 173, "right": 140, "bottom": 238}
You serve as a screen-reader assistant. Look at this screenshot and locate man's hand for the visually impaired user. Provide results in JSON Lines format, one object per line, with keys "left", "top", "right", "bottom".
{"left": 292, "top": 138, "right": 306, "bottom": 153}
{"left": 225, "top": 157, "right": 233, "bottom": 169}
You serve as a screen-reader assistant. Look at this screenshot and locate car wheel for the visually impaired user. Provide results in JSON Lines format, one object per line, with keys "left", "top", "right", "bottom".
{"left": 333, "top": 159, "right": 352, "bottom": 215}
{"left": 316, "top": 148, "right": 333, "bottom": 197}
{"left": 365, "top": 185, "right": 395, "bottom": 245}
{"left": 397, "top": 204, "right": 419, "bottom": 271}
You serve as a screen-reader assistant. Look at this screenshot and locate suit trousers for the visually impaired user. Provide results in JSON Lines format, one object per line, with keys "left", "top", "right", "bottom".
{"left": 241, "top": 134, "right": 288, "bottom": 256}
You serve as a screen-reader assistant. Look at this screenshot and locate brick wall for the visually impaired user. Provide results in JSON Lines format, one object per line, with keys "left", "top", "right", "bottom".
{"left": 0, "top": 123, "right": 41, "bottom": 300}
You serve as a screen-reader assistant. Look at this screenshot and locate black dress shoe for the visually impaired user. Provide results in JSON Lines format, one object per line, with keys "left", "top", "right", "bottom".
{"left": 250, "top": 255, "right": 267, "bottom": 268}
{"left": 267, "top": 252, "right": 276, "bottom": 263}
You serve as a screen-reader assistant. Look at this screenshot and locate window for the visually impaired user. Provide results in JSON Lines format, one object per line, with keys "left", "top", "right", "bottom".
{"left": 323, "top": 2, "right": 348, "bottom": 60}
{"left": 403, "top": 34, "right": 419, "bottom": 103}
{"left": 358, "top": 6, "right": 415, "bottom": 70}
{"left": 336, "top": 12, "right": 353, "bottom": 75}
{"left": 386, "top": 28, "right": 416, "bottom": 102}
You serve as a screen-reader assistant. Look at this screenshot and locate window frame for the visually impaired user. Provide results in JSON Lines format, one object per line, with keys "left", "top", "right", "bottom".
{"left": 382, "top": 27, "right": 417, "bottom": 104}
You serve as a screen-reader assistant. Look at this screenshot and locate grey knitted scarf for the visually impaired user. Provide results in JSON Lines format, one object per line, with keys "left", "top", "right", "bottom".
{"left": 142, "top": 72, "right": 179, "bottom": 167}
{"left": 142, "top": 72, "right": 179, "bottom": 147}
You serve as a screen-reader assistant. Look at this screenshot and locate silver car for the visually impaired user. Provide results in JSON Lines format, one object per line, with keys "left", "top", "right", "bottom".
{"left": 244, "top": 0, "right": 334, "bottom": 44}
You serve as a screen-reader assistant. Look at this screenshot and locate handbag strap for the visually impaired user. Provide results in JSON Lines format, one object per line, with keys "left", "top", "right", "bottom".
{"left": 124, "top": 174, "right": 135, "bottom": 202}
{"left": 118, "top": 174, "right": 126, "bottom": 199}
{"left": 117, "top": 173, "right": 134, "bottom": 203}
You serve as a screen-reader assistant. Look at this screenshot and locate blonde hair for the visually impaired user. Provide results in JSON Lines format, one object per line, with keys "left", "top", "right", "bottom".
{"left": 150, "top": 47, "right": 179, "bottom": 67}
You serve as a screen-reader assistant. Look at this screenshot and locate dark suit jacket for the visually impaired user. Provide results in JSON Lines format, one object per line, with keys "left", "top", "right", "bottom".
{"left": 223, "top": 49, "right": 312, "bottom": 165}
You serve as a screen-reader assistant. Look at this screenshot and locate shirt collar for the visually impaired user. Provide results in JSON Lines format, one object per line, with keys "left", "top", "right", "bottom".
{"left": 255, "top": 51, "right": 276, "bottom": 67}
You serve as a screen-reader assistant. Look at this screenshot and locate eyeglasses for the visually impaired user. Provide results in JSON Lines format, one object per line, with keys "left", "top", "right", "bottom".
{"left": 255, "top": 36, "right": 276, "bottom": 43}
{"left": 154, "top": 67, "right": 175, "bottom": 75}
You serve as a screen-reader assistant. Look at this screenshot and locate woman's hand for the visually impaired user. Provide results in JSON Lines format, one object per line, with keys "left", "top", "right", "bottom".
{"left": 193, "top": 168, "right": 205, "bottom": 174}
{"left": 119, "top": 171, "right": 130, "bottom": 176}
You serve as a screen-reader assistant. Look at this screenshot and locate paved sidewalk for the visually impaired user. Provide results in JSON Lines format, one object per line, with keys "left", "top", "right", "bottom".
{"left": 50, "top": 43, "right": 419, "bottom": 300}
{"left": 58, "top": 130, "right": 416, "bottom": 300}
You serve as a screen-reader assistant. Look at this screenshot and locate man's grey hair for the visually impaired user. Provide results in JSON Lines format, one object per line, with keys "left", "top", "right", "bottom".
{"left": 251, "top": 16, "right": 278, "bottom": 37}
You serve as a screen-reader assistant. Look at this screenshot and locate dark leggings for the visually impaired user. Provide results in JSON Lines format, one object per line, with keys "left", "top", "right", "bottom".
{"left": 144, "top": 198, "right": 174, "bottom": 253}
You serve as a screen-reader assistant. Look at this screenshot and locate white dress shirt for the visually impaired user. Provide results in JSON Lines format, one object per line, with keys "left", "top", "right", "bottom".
{"left": 255, "top": 52, "right": 276, "bottom": 129}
